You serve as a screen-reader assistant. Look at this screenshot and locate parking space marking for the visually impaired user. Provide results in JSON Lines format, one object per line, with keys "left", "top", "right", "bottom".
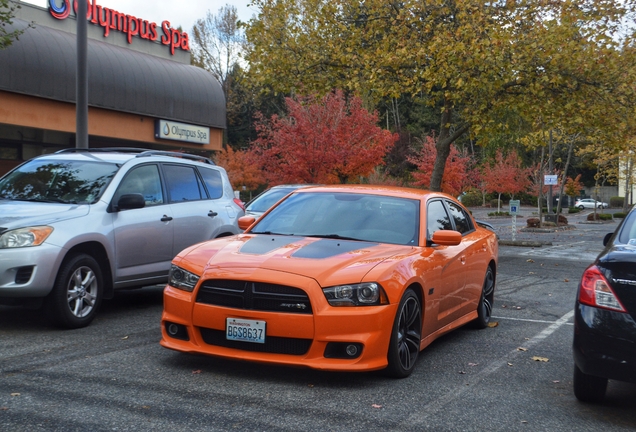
{"left": 403, "top": 309, "right": 575, "bottom": 427}
{"left": 491, "top": 315, "right": 574, "bottom": 325}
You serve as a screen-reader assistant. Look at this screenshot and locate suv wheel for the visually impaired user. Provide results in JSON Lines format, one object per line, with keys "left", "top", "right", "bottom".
{"left": 46, "top": 253, "right": 104, "bottom": 329}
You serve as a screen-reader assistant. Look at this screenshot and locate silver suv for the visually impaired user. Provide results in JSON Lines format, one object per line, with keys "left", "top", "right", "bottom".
{"left": 0, "top": 148, "right": 244, "bottom": 328}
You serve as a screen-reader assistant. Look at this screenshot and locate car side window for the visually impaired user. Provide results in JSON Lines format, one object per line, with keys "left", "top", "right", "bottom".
{"left": 447, "top": 201, "right": 473, "bottom": 234}
{"left": 114, "top": 165, "right": 163, "bottom": 206}
{"left": 164, "top": 164, "right": 205, "bottom": 203}
{"left": 427, "top": 200, "right": 452, "bottom": 239}
{"left": 198, "top": 167, "right": 223, "bottom": 199}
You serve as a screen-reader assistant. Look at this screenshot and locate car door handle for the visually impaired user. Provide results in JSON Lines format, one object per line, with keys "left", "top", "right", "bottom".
{"left": 208, "top": 211, "right": 218, "bottom": 217}
{"left": 161, "top": 215, "right": 173, "bottom": 222}
{"left": 460, "top": 256, "right": 466, "bottom": 264}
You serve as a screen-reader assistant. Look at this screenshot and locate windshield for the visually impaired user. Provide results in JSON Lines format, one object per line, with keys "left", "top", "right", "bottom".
{"left": 250, "top": 192, "right": 420, "bottom": 246}
{"left": 246, "top": 188, "right": 296, "bottom": 213}
{"left": 0, "top": 159, "right": 119, "bottom": 204}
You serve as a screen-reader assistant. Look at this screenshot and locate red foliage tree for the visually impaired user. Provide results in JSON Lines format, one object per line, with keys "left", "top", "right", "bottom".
{"left": 249, "top": 90, "right": 398, "bottom": 184}
{"left": 481, "top": 150, "right": 531, "bottom": 212}
{"left": 408, "top": 135, "right": 478, "bottom": 196}
{"left": 214, "top": 146, "right": 265, "bottom": 191}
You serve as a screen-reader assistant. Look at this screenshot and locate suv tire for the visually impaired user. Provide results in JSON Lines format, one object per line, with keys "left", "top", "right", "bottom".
{"left": 46, "top": 253, "right": 104, "bottom": 329}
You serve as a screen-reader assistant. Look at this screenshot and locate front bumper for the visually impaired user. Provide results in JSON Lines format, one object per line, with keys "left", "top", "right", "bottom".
{"left": 160, "top": 271, "right": 398, "bottom": 372}
{"left": 0, "top": 242, "right": 63, "bottom": 298}
{"left": 573, "top": 303, "right": 636, "bottom": 383}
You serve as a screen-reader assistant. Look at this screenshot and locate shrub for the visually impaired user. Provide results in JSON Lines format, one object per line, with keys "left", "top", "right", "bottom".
{"left": 568, "top": 207, "right": 580, "bottom": 214}
{"left": 586, "top": 213, "right": 612, "bottom": 221}
{"left": 461, "top": 192, "right": 482, "bottom": 207}
{"left": 614, "top": 212, "right": 627, "bottom": 219}
{"left": 541, "top": 207, "right": 562, "bottom": 213}
{"left": 490, "top": 199, "right": 501, "bottom": 208}
{"left": 558, "top": 214, "right": 568, "bottom": 225}
{"left": 527, "top": 217, "right": 540, "bottom": 228}
{"left": 488, "top": 211, "right": 510, "bottom": 216}
{"left": 599, "top": 213, "right": 613, "bottom": 221}
{"left": 543, "top": 221, "right": 557, "bottom": 227}
{"left": 610, "top": 196, "right": 624, "bottom": 208}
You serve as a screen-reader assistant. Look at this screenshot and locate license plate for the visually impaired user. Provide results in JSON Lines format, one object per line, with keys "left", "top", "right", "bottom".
{"left": 226, "top": 318, "right": 266, "bottom": 344}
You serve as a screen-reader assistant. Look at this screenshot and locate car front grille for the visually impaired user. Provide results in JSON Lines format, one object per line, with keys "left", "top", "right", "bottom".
{"left": 15, "top": 266, "right": 34, "bottom": 284}
{"left": 196, "top": 279, "right": 313, "bottom": 314}
{"left": 199, "top": 328, "right": 312, "bottom": 355}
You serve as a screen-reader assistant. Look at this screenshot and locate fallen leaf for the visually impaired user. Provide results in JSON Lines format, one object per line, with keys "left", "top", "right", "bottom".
{"left": 192, "top": 370, "right": 202, "bottom": 374}
{"left": 10, "top": 393, "right": 20, "bottom": 397}
{"left": 468, "top": 363, "right": 478, "bottom": 366}
{"left": 532, "top": 356, "right": 549, "bottom": 362}
{"left": 459, "top": 371, "right": 466, "bottom": 374}
{"left": 507, "top": 362, "right": 513, "bottom": 367}
{"left": 516, "top": 306, "right": 522, "bottom": 310}
{"left": 527, "top": 259, "right": 534, "bottom": 263}
{"left": 372, "top": 404, "right": 382, "bottom": 409}
{"left": 521, "top": 420, "right": 528, "bottom": 424}
{"left": 564, "top": 279, "right": 569, "bottom": 282}
{"left": 121, "top": 336, "right": 129, "bottom": 340}
{"left": 487, "top": 322, "right": 499, "bottom": 328}
{"left": 553, "top": 380, "right": 560, "bottom": 383}
{"left": 0, "top": 407, "right": 8, "bottom": 411}
{"left": 142, "top": 406, "right": 150, "bottom": 409}
{"left": 308, "top": 384, "right": 314, "bottom": 388}
{"left": 529, "top": 272, "right": 535, "bottom": 275}
{"left": 517, "top": 347, "right": 528, "bottom": 352}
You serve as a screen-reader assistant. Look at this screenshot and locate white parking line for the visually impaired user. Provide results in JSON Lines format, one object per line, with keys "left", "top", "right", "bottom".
{"left": 403, "top": 309, "right": 575, "bottom": 427}
{"left": 491, "top": 315, "right": 574, "bottom": 325}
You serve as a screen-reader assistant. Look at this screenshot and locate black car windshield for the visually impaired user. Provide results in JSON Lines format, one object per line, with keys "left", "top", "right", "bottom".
{"left": 0, "top": 159, "right": 119, "bottom": 204}
{"left": 246, "top": 188, "right": 296, "bottom": 213}
{"left": 250, "top": 192, "right": 420, "bottom": 246}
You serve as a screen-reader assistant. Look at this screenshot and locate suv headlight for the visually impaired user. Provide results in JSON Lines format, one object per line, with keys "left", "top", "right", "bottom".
{"left": 323, "top": 282, "right": 388, "bottom": 306}
{"left": 0, "top": 226, "right": 54, "bottom": 248}
{"left": 169, "top": 265, "right": 200, "bottom": 292}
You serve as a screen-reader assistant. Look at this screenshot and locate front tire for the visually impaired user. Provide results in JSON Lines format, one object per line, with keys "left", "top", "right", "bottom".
{"left": 578, "top": 205, "right": 585, "bottom": 210}
{"left": 385, "top": 289, "right": 422, "bottom": 378}
{"left": 473, "top": 266, "right": 495, "bottom": 329}
{"left": 573, "top": 364, "right": 608, "bottom": 403}
{"left": 46, "top": 253, "right": 104, "bottom": 329}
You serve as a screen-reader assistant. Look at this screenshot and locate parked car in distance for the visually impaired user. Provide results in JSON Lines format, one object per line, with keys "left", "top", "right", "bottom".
{"left": 0, "top": 148, "right": 244, "bottom": 329}
{"left": 244, "top": 184, "right": 318, "bottom": 219}
{"left": 161, "top": 185, "right": 498, "bottom": 378}
{"left": 575, "top": 198, "right": 609, "bottom": 209}
{"left": 573, "top": 204, "right": 636, "bottom": 402}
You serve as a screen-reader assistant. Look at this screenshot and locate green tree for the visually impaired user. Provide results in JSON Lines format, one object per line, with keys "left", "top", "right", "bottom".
{"left": 1, "top": 0, "right": 25, "bottom": 49}
{"left": 244, "top": 0, "right": 636, "bottom": 191}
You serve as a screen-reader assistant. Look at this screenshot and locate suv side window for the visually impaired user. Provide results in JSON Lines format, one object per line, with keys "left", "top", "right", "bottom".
{"left": 164, "top": 164, "right": 205, "bottom": 202}
{"left": 199, "top": 167, "right": 223, "bottom": 199}
{"left": 114, "top": 164, "right": 163, "bottom": 206}
{"left": 427, "top": 199, "right": 452, "bottom": 239}
{"left": 447, "top": 201, "right": 473, "bottom": 234}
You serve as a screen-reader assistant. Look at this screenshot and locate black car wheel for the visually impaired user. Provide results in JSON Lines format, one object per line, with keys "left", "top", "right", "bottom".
{"left": 473, "top": 266, "right": 495, "bottom": 329}
{"left": 573, "top": 364, "right": 608, "bottom": 403}
{"left": 385, "top": 289, "right": 422, "bottom": 378}
{"left": 578, "top": 205, "right": 585, "bottom": 210}
{"left": 46, "top": 253, "right": 104, "bottom": 329}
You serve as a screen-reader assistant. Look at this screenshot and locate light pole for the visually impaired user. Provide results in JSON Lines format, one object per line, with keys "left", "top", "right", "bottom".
{"left": 76, "top": 0, "right": 88, "bottom": 149}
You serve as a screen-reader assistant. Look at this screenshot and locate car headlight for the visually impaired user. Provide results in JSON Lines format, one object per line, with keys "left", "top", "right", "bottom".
{"left": 169, "top": 265, "right": 200, "bottom": 292}
{"left": 323, "top": 282, "right": 388, "bottom": 306}
{"left": 0, "top": 226, "right": 54, "bottom": 248}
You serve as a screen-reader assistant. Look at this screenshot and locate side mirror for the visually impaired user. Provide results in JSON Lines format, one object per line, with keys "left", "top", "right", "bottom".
{"left": 238, "top": 215, "right": 256, "bottom": 231}
{"left": 603, "top": 232, "right": 613, "bottom": 247}
{"left": 431, "top": 230, "right": 462, "bottom": 246}
{"left": 117, "top": 193, "right": 145, "bottom": 211}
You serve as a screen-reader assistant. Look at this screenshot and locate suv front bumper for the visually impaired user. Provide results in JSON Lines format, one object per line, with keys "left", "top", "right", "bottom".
{"left": 0, "top": 243, "right": 63, "bottom": 298}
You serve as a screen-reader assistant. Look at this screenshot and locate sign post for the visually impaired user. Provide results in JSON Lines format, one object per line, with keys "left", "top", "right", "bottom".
{"left": 509, "top": 200, "right": 520, "bottom": 241}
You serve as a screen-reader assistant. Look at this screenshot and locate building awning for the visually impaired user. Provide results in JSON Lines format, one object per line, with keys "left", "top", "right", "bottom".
{"left": 0, "top": 18, "right": 225, "bottom": 129}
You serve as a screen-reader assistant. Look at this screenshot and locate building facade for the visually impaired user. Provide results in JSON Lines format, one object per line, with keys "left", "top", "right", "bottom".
{"left": 0, "top": 1, "right": 225, "bottom": 175}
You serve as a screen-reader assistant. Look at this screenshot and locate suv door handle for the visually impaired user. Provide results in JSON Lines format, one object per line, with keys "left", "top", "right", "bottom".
{"left": 208, "top": 211, "right": 218, "bottom": 217}
{"left": 161, "top": 215, "right": 173, "bottom": 222}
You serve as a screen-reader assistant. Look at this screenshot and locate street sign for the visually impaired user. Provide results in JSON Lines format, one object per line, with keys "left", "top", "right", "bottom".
{"left": 544, "top": 175, "right": 558, "bottom": 185}
{"left": 509, "top": 200, "right": 520, "bottom": 215}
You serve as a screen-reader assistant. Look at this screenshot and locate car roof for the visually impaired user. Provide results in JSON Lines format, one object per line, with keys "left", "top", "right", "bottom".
{"left": 292, "top": 184, "right": 449, "bottom": 201}
{"left": 30, "top": 148, "right": 215, "bottom": 166}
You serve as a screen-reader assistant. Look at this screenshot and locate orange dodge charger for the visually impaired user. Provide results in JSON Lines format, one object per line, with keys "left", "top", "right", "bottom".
{"left": 161, "top": 185, "right": 498, "bottom": 378}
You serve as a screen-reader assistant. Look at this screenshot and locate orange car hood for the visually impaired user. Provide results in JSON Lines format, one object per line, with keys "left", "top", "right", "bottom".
{"left": 181, "top": 234, "right": 413, "bottom": 285}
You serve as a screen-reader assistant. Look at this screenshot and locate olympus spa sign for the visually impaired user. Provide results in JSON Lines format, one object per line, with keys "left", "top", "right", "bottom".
{"left": 49, "top": 0, "right": 190, "bottom": 55}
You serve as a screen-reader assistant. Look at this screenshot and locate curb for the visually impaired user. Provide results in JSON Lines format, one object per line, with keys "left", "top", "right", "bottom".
{"left": 499, "top": 240, "right": 552, "bottom": 247}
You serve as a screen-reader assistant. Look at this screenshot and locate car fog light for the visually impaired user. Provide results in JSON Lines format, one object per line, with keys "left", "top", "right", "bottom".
{"left": 168, "top": 323, "right": 179, "bottom": 336}
{"left": 164, "top": 322, "right": 189, "bottom": 341}
{"left": 346, "top": 344, "right": 358, "bottom": 356}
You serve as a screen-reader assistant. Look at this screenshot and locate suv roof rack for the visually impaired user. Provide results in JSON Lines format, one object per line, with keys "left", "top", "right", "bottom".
{"left": 54, "top": 148, "right": 215, "bottom": 165}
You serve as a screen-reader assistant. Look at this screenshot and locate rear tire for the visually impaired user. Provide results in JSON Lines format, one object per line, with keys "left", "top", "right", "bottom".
{"left": 473, "top": 266, "right": 495, "bottom": 329}
{"left": 46, "top": 253, "right": 103, "bottom": 329}
{"left": 573, "top": 364, "right": 607, "bottom": 403}
{"left": 385, "top": 289, "right": 422, "bottom": 378}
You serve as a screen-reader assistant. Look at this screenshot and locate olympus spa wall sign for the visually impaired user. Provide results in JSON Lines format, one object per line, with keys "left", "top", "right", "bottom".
{"left": 156, "top": 120, "right": 210, "bottom": 145}
{"left": 49, "top": 0, "right": 190, "bottom": 55}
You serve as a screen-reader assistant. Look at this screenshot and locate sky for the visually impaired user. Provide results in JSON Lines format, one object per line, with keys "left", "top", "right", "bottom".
{"left": 22, "top": 0, "right": 257, "bottom": 32}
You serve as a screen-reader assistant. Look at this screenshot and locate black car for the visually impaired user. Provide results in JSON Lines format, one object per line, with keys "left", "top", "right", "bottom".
{"left": 573, "top": 206, "right": 636, "bottom": 402}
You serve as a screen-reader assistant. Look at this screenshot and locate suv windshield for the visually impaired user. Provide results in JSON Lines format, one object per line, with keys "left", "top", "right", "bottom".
{"left": 0, "top": 159, "right": 119, "bottom": 204}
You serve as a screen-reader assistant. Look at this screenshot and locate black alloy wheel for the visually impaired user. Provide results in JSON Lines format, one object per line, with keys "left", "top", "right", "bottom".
{"left": 473, "top": 266, "right": 495, "bottom": 329}
{"left": 385, "top": 289, "right": 422, "bottom": 378}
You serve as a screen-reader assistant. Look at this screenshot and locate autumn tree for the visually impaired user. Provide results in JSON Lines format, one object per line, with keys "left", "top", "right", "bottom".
{"left": 564, "top": 175, "right": 585, "bottom": 205}
{"left": 481, "top": 150, "right": 531, "bottom": 213}
{"left": 250, "top": 90, "right": 397, "bottom": 184}
{"left": 408, "top": 135, "right": 478, "bottom": 197}
{"left": 244, "top": 0, "right": 636, "bottom": 191}
{"left": 214, "top": 146, "right": 265, "bottom": 192}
